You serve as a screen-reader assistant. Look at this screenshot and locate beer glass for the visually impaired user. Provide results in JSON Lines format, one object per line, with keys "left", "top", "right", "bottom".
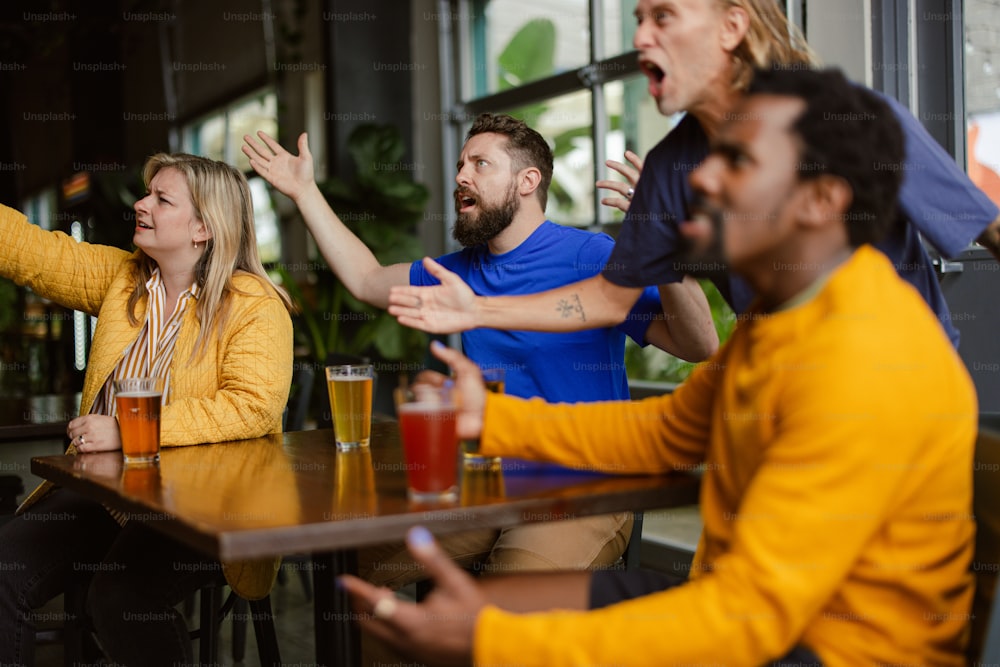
{"left": 114, "top": 377, "right": 164, "bottom": 465}
{"left": 325, "top": 365, "right": 374, "bottom": 450}
{"left": 463, "top": 367, "right": 504, "bottom": 464}
{"left": 394, "top": 384, "right": 459, "bottom": 502}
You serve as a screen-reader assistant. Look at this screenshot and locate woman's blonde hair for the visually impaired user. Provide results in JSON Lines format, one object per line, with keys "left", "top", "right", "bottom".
{"left": 718, "top": 0, "right": 820, "bottom": 91}
{"left": 127, "top": 153, "right": 293, "bottom": 359}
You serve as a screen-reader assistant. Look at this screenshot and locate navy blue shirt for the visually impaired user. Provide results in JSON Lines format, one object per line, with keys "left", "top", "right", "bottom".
{"left": 603, "top": 95, "right": 999, "bottom": 347}
{"left": 411, "top": 221, "right": 662, "bottom": 403}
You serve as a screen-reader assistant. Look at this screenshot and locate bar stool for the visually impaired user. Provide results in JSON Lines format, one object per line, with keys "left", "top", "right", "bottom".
{"left": 192, "top": 578, "right": 282, "bottom": 667}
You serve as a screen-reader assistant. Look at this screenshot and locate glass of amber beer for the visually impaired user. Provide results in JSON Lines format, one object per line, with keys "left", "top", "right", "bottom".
{"left": 394, "top": 384, "right": 459, "bottom": 502}
{"left": 114, "top": 377, "right": 164, "bottom": 465}
{"left": 325, "top": 365, "right": 374, "bottom": 450}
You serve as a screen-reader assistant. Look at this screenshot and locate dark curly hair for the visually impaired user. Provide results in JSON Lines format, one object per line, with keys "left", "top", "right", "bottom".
{"left": 747, "top": 66, "right": 906, "bottom": 247}
{"left": 466, "top": 113, "right": 554, "bottom": 210}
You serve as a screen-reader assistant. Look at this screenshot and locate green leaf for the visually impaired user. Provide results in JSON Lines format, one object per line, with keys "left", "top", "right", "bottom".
{"left": 497, "top": 19, "right": 556, "bottom": 90}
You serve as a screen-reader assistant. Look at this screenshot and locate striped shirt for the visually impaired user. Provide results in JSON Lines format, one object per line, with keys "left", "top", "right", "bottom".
{"left": 92, "top": 268, "right": 200, "bottom": 417}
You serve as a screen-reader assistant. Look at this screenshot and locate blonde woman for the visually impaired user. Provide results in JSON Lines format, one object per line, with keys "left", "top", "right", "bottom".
{"left": 0, "top": 153, "right": 293, "bottom": 666}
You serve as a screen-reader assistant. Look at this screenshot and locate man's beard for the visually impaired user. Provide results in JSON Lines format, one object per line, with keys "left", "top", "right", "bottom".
{"left": 673, "top": 195, "right": 728, "bottom": 282}
{"left": 452, "top": 183, "right": 518, "bottom": 248}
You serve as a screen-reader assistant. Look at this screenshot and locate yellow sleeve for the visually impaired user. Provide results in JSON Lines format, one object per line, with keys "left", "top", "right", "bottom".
{"left": 0, "top": 203, "right": 131, "bottom": 316}
{"left": 479, "top": 353, "right": 723, "bottom": 473}
{"left": 159, "top": 293, "right": 294, "bottom": 446}
{"left": 474, "top": 346, "right": 976, "bottom": 666}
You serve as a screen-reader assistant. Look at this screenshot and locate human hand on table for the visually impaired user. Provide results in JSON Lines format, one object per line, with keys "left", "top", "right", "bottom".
{"left": 596, "top": 150, "right": 644, "bottom": 213}
{"left": 340, "top": 526, "right": 485, "bottom": 667}
{"left": 388, "top": 258, "right": 479, "bottom": 334}
{"left": 66, "top": 415, "right": 121, "bottom": 453}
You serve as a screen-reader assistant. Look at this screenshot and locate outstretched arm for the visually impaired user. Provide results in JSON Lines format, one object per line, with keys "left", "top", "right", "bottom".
{"left": 388, "top": 261, "right": 643, "bottom": 335}
{"left": 389, "top": 258, "right": 718, "bottom": 361}
{"left": 242, "top": 131, "right": 409, "bottom": 308}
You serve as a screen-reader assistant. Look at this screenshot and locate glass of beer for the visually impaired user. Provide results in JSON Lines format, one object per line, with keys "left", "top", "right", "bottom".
{"left": 460, "top": 454, "right": 505, "bottom": 504}
{"left": 394, "top": 384, "right": 459, "bottom": 502}
{"left": 114, "top": 377, "right": 164, "bottom": 465}
{"left": 463, "top": 367, "right": 504, "bottom": 464}
{"left": 326, "top": 365, "right": 374, "bottom": 450}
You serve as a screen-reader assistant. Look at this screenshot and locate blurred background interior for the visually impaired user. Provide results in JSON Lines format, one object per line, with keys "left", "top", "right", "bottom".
{"left": 2, "top": 0, "right": 1000, "bottom": 519}
{"left": 0, "top": 0, "right": 998, "bottom": 412}
{"left": 0, "top": 2, "right": 998, "bottom": 663}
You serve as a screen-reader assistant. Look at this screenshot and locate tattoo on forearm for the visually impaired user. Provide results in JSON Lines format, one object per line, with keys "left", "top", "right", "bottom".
{"left": 556, "top": 294, "right": 586, "bottom": 322}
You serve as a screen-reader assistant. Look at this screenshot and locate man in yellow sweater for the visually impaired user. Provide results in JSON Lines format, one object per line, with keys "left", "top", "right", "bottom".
{"left": 342, "top": 66, "right": 978, "bottom": 666}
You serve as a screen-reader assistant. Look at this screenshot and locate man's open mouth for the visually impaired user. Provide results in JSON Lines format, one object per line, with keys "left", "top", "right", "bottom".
{"left": 455, "top": 190, "right": 477, "bottom": 212}
{"left": 640, "top": 59, "right": 666, "bottom": 83}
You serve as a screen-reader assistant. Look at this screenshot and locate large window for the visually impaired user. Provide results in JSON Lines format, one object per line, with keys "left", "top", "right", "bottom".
{"left": 455, "top": 0, "right": 669, "bottom": 230}
{"left": 443, "top": 0, "right": 729, "bottom": 383}
{"left": 965, "top": 0, "right": 1000, "bottom": 209}
{"left": 181, "top": 90, "right": 281, "bottom": 263}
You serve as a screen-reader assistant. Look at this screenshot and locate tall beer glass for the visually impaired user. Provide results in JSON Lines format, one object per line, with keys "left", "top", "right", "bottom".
{"left": 325, "top": 364, "right": 374, "bottom": 449}
{"left": 114, "top": 377, "right": 164, "bottom": 465}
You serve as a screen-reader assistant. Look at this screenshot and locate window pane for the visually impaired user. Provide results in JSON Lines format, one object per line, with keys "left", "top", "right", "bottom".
{"left": 601, "top": 77, "right": 683, "bottom": 224}
{"left": 602, "top": 0, "right": 637, "bottom": 59}
{"left": 469, "top": 0, "right": 590, "bottom": 97}
{"left": 228, "top": 94, "right": 278, "bottom": 171}
{"left": 508, "top": 89, "right": 593, "bottom": 226}
{"left": 965, "top": 0, "right": 1000, "bottom": 208}
{"left": 249, "top": 177, "right": 281, "bottom": 264}
{"left": 185, "top": 115, "right": 226, "bottom": 161}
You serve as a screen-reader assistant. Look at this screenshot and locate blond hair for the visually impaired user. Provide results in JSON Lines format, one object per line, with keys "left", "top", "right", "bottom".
{"left": 718, "top": 0, "right": 820, "bottom": 91}
{"left": 127, "top": 153, "right": 293, "bottom": 359}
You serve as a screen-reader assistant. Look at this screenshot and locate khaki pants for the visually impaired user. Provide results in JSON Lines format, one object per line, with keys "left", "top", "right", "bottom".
{"left": 358, "top": 512, "right": 634, "bottom": 587}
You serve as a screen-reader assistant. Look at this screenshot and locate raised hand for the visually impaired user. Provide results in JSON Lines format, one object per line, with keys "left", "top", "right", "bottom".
{"left": 388, "top": 257, "right": 479, "bottom": 334}
{"left": 596, "top": 150, "right": 644, "bottom": 213}
{"left": 241, "top": 131, "right": 316, "bottom": 202}
{"left": 340, "top": 526, "right": 485, "bottom": 666}
{"left": 420, "top": 341, "right": 486, "bottom": 441}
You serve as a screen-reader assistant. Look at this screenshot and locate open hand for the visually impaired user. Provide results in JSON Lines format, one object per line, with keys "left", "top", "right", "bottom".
{"left": 596, "top": 150, "right": 644, "bottom": 213}
{"left": 388, "top": 258, "right": 479, "bottom": 334}
{"left": 340, "top": 526, "right": 486, "bottom": 666}
{"left": 241, "top": 131, "right": 316, "bottom": 202}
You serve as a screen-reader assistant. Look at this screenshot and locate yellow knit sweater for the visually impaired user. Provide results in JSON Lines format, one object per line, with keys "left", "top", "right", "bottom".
{"left": 477, "top": 246, "right": 977, "bottom": 666}
{"left": 1, "top": 203, "right": 293, "bottom": 598}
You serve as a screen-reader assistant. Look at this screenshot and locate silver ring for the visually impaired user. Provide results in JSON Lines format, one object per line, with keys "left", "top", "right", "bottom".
{"left": 372, "top": 595, "right": 398, "bottom": 620}
{"left": 78, "top": 435, "right": 86, "bottom": 447}
{"left": 626, "top": 187, "right": 635, "bottom": 199}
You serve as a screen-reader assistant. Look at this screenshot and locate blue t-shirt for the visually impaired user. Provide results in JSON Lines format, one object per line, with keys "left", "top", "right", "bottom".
{"left": 602, "top": 95, "right": 1000, "bottom": 348}
{"left": 410, "top": 221, "right": 662, "bottom": 403}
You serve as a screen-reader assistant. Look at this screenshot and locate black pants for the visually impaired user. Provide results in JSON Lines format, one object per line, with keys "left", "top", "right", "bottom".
{"left": 0, "top": 488, "right": 221, "bottom": 667}
{"left": 591, "top": 570, "right": 824, "bottom": 666}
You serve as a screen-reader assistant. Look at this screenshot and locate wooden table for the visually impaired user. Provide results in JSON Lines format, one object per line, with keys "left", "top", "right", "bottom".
{"left": 0, "top": 392, "right": 79, "bottom": 443}
{"left": 32, "top": 423, "right": 701, "bottom": 666}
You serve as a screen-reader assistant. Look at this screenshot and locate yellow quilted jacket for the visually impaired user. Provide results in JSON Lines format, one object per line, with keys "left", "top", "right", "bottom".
{"left": 1, "top": 204, "right": 293, "bottom": 599}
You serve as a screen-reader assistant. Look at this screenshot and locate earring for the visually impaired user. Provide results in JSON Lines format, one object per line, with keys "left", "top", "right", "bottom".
{"left": 193, "top": 240, "right": 199, "bottom": 249}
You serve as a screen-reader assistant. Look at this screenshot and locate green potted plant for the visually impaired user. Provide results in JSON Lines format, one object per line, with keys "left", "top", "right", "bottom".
{"left": 275, "top": 124, "right": 430, "bottom": 424}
